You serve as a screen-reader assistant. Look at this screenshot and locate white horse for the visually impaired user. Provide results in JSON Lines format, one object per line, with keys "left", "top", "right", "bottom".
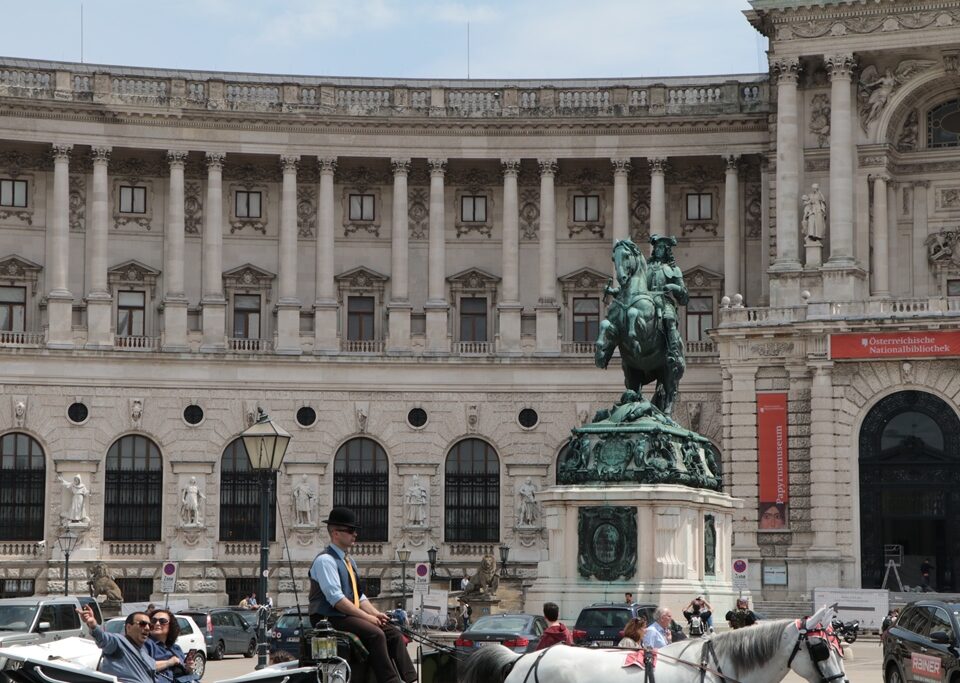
{"left": 459, "top": 605, "right": 847, "bottom": 683}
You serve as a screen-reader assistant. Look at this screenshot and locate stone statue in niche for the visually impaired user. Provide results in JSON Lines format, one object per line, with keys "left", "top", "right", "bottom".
{"left": 801, "top": 184, "right": 826, "bottom": 242}
{"left": 704, "top": 514, "right": 717, "bottom": 576}
{"left": 57, "top": 474, "right": 90, "bottom": 524}
{"left": 516, "top": 477, "right": 539, "bottom": 528}
{"left": 292, "top": 474, "right": 316, "bottom": 526}
{"left": 356, "top": 405, "right": 368, "bottom": 433}
{"left": 13, "top": 399, "right": 26, "bottom": 427}
{"left": 405, "top": 474, "right": 428, "bottom": 527}
{"left": 180, "top": 477, "right": 206, "bottom": 527}
{"left": 131, "top": 399, "right": 143, "bottom": 429}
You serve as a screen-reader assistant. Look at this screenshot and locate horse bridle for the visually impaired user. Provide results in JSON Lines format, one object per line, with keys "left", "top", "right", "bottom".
{"left": 786, "top": 621, "right": 847, "bottom": 683}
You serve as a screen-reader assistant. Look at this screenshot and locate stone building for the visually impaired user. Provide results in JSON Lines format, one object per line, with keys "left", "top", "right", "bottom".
{"left": 1, "top": 0, "right": 959, "bottom": 608}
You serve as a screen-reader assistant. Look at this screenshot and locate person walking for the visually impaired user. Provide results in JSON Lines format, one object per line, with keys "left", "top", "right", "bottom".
{"left": 77, "top": 606, "right": 157, "bottom": 683}
{"left": 920, "top": 559, "right": 933, "bottom": 592}
{"left": 534, "top": 602, "right": 573, "bottom": 650}
{"left": 309, "top": 507, "right": 417, "bottom": 683}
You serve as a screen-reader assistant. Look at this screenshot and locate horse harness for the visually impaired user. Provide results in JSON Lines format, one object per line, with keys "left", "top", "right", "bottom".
{"left": 786, "top": 621, "right": 845, "bottom": 683}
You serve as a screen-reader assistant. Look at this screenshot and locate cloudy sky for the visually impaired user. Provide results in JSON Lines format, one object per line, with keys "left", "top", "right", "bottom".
{"left": 1, "top": 0, "right": 765, "bottom": 79}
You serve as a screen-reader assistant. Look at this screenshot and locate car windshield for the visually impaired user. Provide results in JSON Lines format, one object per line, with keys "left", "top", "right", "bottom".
{"left": 275, "top": 615, "right": 310, "bottom": 629}
{"left": 0, "top": 605, "right": 37, "bottom": 631}
{"left": 468, "top": 616, "right": 529, "bottom": 633}
{"left": 576, "top": 609, "right": 630, "bottom": 629}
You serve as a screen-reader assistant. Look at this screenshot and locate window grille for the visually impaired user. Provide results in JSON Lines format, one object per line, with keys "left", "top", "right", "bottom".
{"left": 334, "top": 438, "right": 388, "bottom": 542}
{"left": 219, "top": 438, "right": 276, "bottom": 542}
{"left": 104, "top": 435, "right": 162, "bottom": 541}
{"left": 0, "top": 433, "right": 44, "bottom": 540}
{"left": 445, "top": 439, "right": 499, "bottom": 542}
{"left": 115, "top": 578, "right": 153, "bottom": 603}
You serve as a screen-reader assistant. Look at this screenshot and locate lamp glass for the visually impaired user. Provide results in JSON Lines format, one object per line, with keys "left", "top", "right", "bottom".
{"left": 396, "top": 547, "right": 411, "bottom": 562}
{"left": 427, "top": 546, "right": 438, "bottom": 566}
{"left": 499, "top": 543, "right": 510, "bottom": 565}
{"left": 57, "top": 530, "right": 80, "bottom": 554}
{"left": 241, "top": 413, "right": 291, "bottom": 471}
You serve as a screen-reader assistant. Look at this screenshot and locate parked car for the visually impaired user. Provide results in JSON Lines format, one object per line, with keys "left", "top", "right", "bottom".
{"left": 453, "top": 613, "right": 547, "bottom": 657}
{"left": 572, "top": 602, "right": 658, "bottom": 647}
{"left": 0, "top": 596, "right": 89, "bottom": 648}
{"left": 104, "top": 615, "right": 207, "bottom": 679}
{"left": 881, "top": 599, "right": 960, "bottom": 683}
{"left": 269, "top": 610, "right": 311, "bottom": 660}
{"left": 179, "top": 608, "right": 257, "bottom": 660}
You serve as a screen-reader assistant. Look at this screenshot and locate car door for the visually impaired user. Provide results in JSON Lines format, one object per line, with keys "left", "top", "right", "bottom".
{"left": 916, "top": 606, "right": 955, "bottom": 681}
{"left": 228, "top": 612, "right": 247, "bottom": 652}
{"left": 896, "top": 605, "right": 933, "bottom": 682}
{"left": 33, "top": 605, "right": 57, "bottom": 644}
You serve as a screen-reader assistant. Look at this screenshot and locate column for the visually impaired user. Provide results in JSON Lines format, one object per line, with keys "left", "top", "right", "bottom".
{"left": 85, "top": 147, "right": 113, "bottom": 349}
{"left": 826, "top": 54, "right": 856, "bottom": 268}
{"left": 611, "top": 158, "right": 631, "bottom": 242}
{"left": 912, "top": 181, "right": 931, "bottom": 296}
{"left": 723, "top": 154, "right": 741, "bottom": 299}
{"left": 387, "top": 158, "right": 412, "bottom": 353}
{"left": 425, "top": 159, "right": 449, "bottom": 353}
{"left": 535, "top": 159, "right": 560, "bottom": 353}
{"left": 47, "top": 144, "right": 74, "bottom": 348}
{"left": 200, "top": 152, "right": 226, "bottom": 352}
{"left": 770, "top": 58, "right": 802, "bottom": 305}
{"left": 162, "top": 150, "right": 189, "bottom": 351}
{"left": 886, "top": 181, "right": 898, "bottom": 295}
{"left": 498, "top": 159, "right": 522, "bottom": 354}
{"left": 759, "top": 155, "right": 771, "bottom": 304}
{"left": 871, "top": 174, "right": 890, "bottom": 297}
{"left": 808, "top": 364, "right": 841, "bottom": 573}
{"left": 276, "top": 155, "right": 302, "bottom": 355}
{"left": 649, "top": 157, "right": 668, "bottom": 237}
{"left": 314, "top": 158, "right": 338, "bottom": 353}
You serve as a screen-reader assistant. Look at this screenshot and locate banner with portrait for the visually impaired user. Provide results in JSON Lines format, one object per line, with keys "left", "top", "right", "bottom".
{"left": 757, "top": 392, "right": 789, "bottom": 530}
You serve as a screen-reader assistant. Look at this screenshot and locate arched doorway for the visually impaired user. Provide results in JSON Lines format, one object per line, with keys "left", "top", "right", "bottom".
{"left": 859, "top": 391, "right": 960, "bottom": 590}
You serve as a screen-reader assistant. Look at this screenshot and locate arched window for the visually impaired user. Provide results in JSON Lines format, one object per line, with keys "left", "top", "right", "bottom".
{"left": 0, "top": 432, "right": 45, "bottom": 540}
{"left": 927, "top": 99, "right": 960, "bottom": 148}
{"left": 104, "top": 435, "right": 162, "bottom": 541}
{"left": 333, "top": 438, "right": 388, "bottom": 542}
{"left": 220, "top": 438, "right": 276, "bottom": 541}
{"left": 445, "top": 439, "right": 499, "bottom": 542}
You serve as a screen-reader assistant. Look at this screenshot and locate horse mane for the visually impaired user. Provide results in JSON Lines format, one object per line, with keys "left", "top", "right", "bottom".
{"left": 710, "top": 619, "right": 793, "bottom": 672}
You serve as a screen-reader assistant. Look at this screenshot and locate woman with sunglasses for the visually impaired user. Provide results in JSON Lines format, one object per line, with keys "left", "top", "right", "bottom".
{"left": 146, "top": 609, "right": 197, "bottom": 683}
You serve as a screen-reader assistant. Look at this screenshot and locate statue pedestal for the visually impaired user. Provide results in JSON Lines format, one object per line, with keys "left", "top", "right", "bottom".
{"left": 805, "top": 240, "right": 823, "bottom": 268}
{"left": 459, "top": 596, "right": 501, "bottom": 618}
{"left": 525, "top": 483, "right": 744, "bottom": 622}
{"left": 99, "top": 600, "right": 123, "bottom": 619}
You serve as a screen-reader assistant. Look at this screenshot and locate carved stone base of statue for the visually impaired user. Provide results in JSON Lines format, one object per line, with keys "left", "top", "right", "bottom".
{"left": 99, "top": 600, "right": 123, "bottom": 619}
{"left": 805, "top": 240, "right": 823, "bottom": 268}
{"left": 459, "top": 596, "right": 501, "bottom": 619}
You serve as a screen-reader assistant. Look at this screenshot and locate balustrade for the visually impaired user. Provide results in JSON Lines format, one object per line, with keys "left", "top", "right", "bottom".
{"left": 0, "top": 542, "right": 43, "bottom": 557}
{"left": 112, "top": 78, "right": 168, "bottom": 101}
{"left": 228, "top": 337, "right": 272, "bottom": 353}
{"left": 336, "top": 89, "right": 390, "bottom": 109}
{"left": 447, "top": 90, "right": 501, "bottom": 115}
{"left": 455, "top": 341, "right": 492, "bottom": 355}
{"left": 341, "top": 339, "right": 384, "bottom": 353}
{"left": 225, "top": 84, "right": 280, "bottom": 106}
{"left": 557, "top": 89, "right": 611, "bottom": 110}
{"left": 561, "top": 341, "right": 593, "bottom": 354}
{"left": 107, "top": 542, "right": 156, "bottom": 556}
{"left": 447, "top": 543, "right": 494, "bottom": 556}
{"left": 222, "top": 542, "right": 258, "bottom": 555}
{"left": 115, "top": 335, "right": 161, "bottom": 351}
{"left": 0, "top": 69, "right": 51, "bottom": 92}
{"left": 0, "top": 331, "right": 44, "bottom": 347}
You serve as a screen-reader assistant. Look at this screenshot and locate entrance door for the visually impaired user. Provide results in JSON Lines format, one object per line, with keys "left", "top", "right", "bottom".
{"left": 859, "top": 390, "right": 960, "bottom": 591}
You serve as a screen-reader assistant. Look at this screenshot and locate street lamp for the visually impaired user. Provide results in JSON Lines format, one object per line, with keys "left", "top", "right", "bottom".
{"left": 56, "top": 530, "right": 80, "bottom": 596}
{"left": 241, "top": 408, "right": 291, "bottom": 670}
{"left": 426, "top": 546, "right": 438, "bottom": 579}
{"left": 499, "top": 543, "right": 511, "bottom": 578}
{"left": 396, "top": 546, "right": 411, "bottom": 612}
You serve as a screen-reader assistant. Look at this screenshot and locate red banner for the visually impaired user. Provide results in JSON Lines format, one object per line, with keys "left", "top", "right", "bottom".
{"left": 757, "top": 393, "right": 788, "bottom": 530}
{"left": 831, "top": 331, "right": 960, "bottom": 360}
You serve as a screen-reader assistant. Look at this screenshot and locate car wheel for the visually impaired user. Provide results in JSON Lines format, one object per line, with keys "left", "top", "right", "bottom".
{"left": 884, "top": 664, "right": 903, "bottom": 683}
{"left": 244, "top": 638, "right": 257, "bottom": 658}
{"left": 212, "top": 641, "right": 225, "bottom": 661}
{"left": 192, "top": 653, "right": 206, "bottom": 679}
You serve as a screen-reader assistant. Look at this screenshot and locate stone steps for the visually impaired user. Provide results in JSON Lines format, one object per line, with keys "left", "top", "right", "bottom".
{"left": 753, "top": 600, "right": 813, "bottom": 621}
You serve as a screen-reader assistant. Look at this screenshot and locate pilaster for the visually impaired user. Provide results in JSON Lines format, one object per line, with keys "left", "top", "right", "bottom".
{"left": 723, "top": 154, "right": 741, "bottom": 300}
{"left": 425, "top": 159, "right": 449, "bottom": 354}
{"left": 314, "top": 158, "right": 338, "bottom": 354}
{"left": 200, "top": 152, "right": 226, "bottom": 353}
{"left": 388, "top": 158, "right": 412, "bottom": 354}
{"left": 162, "top": 150, "right": 189, "bottom": 352}
{"left": 47, "top": 144, "right": 74, "bottom": 349}
{"left": 85, "top": 146, "right": 113, "bottom": 350}
{"left": 499, "top": 159, "right": 522, "bottom": 354}
{"left": 611, "top": 158, "right": 631, "bottom": 243}
{"left": 536, "top": 159, "right": 559, "bottom": 354}
{"left": 276, "top": 154, "right": 302, "bottom": 355}
{"left": 649, "top": 157, "right": 668, "bottom": 238}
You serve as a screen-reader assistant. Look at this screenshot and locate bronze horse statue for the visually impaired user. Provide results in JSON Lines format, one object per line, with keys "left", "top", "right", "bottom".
{"left": 595, "top": 238, "right": 686, "bottom": 417}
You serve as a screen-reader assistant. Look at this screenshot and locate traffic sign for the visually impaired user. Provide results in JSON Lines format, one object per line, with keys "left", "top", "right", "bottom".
{"left": 160, "top": 561, "right": 178, "bottom": 594}
{"left": 414, "top": 562, "right": 430, "bottom": 594}
{"left": 732, "top": 558, "right": 749, "bottom": 590}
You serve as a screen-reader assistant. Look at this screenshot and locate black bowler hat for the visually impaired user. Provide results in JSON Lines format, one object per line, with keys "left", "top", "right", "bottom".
{"left": 323, "top": 507, "right": 361, "bottom": 530}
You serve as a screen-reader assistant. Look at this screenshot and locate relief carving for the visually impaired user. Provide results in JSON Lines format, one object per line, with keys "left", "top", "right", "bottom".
{"left": 858, "top": 60, "right": 938, "bottom": 131}
{"left": 809, "top": 93, "right": 830, "bottom": 148}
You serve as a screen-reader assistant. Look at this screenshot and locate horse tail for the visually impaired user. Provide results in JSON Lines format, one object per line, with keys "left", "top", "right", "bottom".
{"left": 458, "top": 644, "right": 522, "bottom": 683}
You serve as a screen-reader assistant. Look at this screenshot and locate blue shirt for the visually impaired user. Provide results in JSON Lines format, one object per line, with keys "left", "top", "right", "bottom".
{"left": 145, "top": 639, "right": 188, "bottom": 683}
{"left": 91, "top": 626, "right": 157, "bottom": 683}
{"left": 309, "top": 543, "right": 368, "bottom": 607}
{"left": 642, "top": 622, "right": 670, "bottom": 649}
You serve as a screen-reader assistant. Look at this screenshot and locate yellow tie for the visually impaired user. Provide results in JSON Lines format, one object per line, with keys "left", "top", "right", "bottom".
{"left": 344, "top": 555, "right": 360, "bottom": 608}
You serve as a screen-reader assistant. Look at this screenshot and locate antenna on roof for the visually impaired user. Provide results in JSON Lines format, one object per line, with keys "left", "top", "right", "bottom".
{"left": 467, "top": 21, "right": 471, "bottom": 79}
{"left": 80, "top": 2, "right": 84, "bottom": 63}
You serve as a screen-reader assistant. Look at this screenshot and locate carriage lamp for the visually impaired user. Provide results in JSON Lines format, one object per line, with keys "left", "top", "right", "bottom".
{"left": 499, "top": 543, "right": 511, "bottom": 577}
{"left": 427, "top": 545, "right": 438, "bottom": 578}
{"left": 56, "top": 530, "right": 80, "bottom": 596}
{"left": 396, "top": 546, "right": 411, "bottom": 610}
{"left": 241, "top": 408, "right": 291, "bottom": 670}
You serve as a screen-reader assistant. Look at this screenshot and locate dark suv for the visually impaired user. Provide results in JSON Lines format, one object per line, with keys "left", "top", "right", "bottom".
{"left": 881, "top": 600, "right": 960, "bottom": 683}
{"left": 573, "top": 602, "right": 658, "bottom": 647}
{"left": 180, "top": 608, "right": 257, "bottom": 660}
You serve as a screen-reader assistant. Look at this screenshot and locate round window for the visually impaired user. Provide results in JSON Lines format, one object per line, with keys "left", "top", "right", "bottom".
{"left": 183, "top": 404, "right": 204, "bottom": 426}
{"left": 67, "top": 402, "right": 89, "bottom": 425}
{"left": 407, "top": 408, "right": 428, "bottom": 429}
{"left": 296, "top": 406, "right": 317, "bottom": 428}
{"left": 518, "top": 408, "right": 539, "bottom": 429}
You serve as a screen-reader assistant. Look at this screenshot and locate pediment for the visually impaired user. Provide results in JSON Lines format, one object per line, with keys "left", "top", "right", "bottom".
{"left": 559, "top": 267, "right": 609, "bottom": 290}
{"left": 0, "top": 254, "right": 42, "bottom": 278}
{"left": 223, "top": 263, "right": 276, "bottom": 289}
{"left": 684, "top": 265, "right": 724, "bottom": 289}
{"left": 108, "top": 259, "right": 161, "bottom": 283}
{"left": 447, "top": 267, "right": 501, "bottom": 288}
{"left": 335, "top": 266, "right": 389, "bottom": 290}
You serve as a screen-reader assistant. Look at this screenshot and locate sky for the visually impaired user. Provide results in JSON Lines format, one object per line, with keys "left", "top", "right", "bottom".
{"left": 0, "top": 1, "right": 766, "bottom": 80}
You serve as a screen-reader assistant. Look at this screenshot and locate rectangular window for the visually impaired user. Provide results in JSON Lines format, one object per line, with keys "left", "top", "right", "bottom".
{"left": 226, "top": 578, "right": 259, "bottom": 607}
{"left": 686, "top": 193, "right": 712, "bottom": 220}
{"left": 459, "top": 297, "right": 487, "bottom": 342}
{"left": 115, "top": 578, "right": 153, "bottom": 603}
{"left": 347, "top": 296, "right": 375, "bottom": 341}
{"left": 233, "top": 294, "right": 261, "bottom": 339}
{"left": 349, "top": 194, "right": 375, "bottom": 221}
{"left": 685, "top": 296, "right": 714, "bottom": 342}
{"left": 573, "top": 195, "right": 600, "bottom": 222}
{"left": 119, "top": 186, "right": 147, "bottom": 214}
{"left": 0, "top": 179, "right": 28, "bottom": 208}
{"left": 0, "top": 578, "right": 34, "bottom": 598}
{"left": 461, "top": 195, "right": 487, "bottom": 222}
{"left": 235, "top": 190, "right": 262, "bottom": 219}
{"left": 117, "top": 291, "right": 145, "bottom": 337}
{"left": 948, "top": 279, "right": 960, "bottom": 297}
{"left": 572, "top": 297, "right": 600, "bottom": 342}
{"left": 0, "top": 286, "right": 26, "bottom": 333}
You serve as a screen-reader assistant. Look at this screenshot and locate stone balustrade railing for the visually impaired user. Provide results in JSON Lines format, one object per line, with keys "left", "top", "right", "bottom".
{"left": 0, "top": 542, "right": 44, "bottom": 556}
{"left": 721, "top": 296, "right": 960, "bottom": 328}
{"left": 115, "top": 335, "right": 161, "bottom": 351}
{"left": 0, "top": 58, "right": 769, "bottom": 118}
{"left": 447, "top": 543, "right": 495, "bottom": 556}
{"left": 455, "top": 341, "right": 492, "bottom": 355}
{"left": 0, "top": 331, "right": 44, "bottom": 347}
{"left": 341, "top": 339, "right": 385, "bottom": 353}
{"left": 107, "top": 542, "right": 157, "bottom": 556}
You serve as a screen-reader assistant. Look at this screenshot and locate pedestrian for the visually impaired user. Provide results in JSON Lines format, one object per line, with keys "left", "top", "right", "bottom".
{"left": 535, "top": 602, "right": 573, "bottom": 650}
{"left": 248, "top": 593, "right": 259, "bottom": 609}
{"left": 460, "top": 571, "right": 469, "bottom": 592}
{"left": 239, "top": 594, "right": 250, "bottom": 609}
{"left": 460, "top": 602, "right": 472, "bottom": 629}
{"left": 725, "top": 598, "right": 758, "bottom": 629}
{"left": 625, "top": 592, "right": 634, "bottom": 605}
{"left": 643, "top": 607, "right": 672, "bottom": 649}
{"left": 682, "top": 596, "right": 714, "bottom": 633}
{"left": 393, "top": 601, "right": 407, "bottom": 627}
{"left": 309, "top": 507, "right": 417, "bottom": 683}
{"left": 617, "top": 617, "right": 647, "bottom": 648}
{"left": 881, "top": 609, "right": 899, "bottom": 634}
{"left": 77, "top": 606, "right": 157, "bottom": 683}
{"left": 920, "top": 559, "right": 933, "bottom": 592}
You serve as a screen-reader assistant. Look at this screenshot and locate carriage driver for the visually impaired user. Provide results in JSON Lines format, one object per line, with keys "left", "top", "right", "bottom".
{"left": 309, "top": 507, "right": 417, "bottom": 683}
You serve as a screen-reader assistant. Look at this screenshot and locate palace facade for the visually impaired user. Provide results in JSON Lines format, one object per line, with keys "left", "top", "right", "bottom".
{"left": 2, "top": 0, "right": 960, "bottom": 610}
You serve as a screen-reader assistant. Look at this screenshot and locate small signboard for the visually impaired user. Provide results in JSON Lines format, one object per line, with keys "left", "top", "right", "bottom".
{"left": 414, "top": 562, "right": 430, "bottom": 594}
{"left": 813, "top": 588, "right": 889, "bottom": 630}
{"left": 762, "top": 562, "right": 788, "bottom": 586}
{"left": 831, "top": 331, "right": 960, "bottom": 360}
{"left": 732, "top": 558, "right": 749, "bottom": 590}
{"left": 159, "top": 561, "right": 178, "bottom": 594}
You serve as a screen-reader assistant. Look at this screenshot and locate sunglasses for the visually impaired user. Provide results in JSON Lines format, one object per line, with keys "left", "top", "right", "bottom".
{"left": 133, "top": 620, "right": 151, "bottom": 628}
{"left": 150, "top": 618, "right": 170, "bottom": 625}
{"left": 335, "top": 528, "right": 358, "bottom": 535}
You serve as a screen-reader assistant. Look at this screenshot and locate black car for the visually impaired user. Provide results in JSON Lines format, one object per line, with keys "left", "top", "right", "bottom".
{"left": 572, "top": 602, "right": 658, "bottom": 647}
{"left": 180, "top": 608, "right": 257, "bottom": 660}
{"left": 453, "top": 613, "right": 547, "bottom": 656}
{"left": 882, "top": 600, "right": 960, "bottom": 683}
{"left": 269, "top": 610, "right": 311, "bottom": 660}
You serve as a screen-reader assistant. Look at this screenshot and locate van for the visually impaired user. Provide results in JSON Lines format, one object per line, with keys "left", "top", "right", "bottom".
{"left": 0, "top": 596, "right": 88, "bottom": 647}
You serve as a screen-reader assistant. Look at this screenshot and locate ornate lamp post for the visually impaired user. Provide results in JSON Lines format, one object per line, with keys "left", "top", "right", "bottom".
{"left": 241, "top": 408, "right": 291, "bottom": 670}
{"left": 499, "top": 543, "right": 511, "bottom": 578}
{"left": 426, "top": 546, "right": 438, "bottom": 579}
{"left": 396, "top": 546, "right": 411, "bottom": 611}
{"left": 56, "top": 531, "right": 80, "bottom": 596}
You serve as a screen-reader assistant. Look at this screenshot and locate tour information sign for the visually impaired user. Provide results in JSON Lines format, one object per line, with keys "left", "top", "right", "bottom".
{"left": 831, "top": 331, "right": 960, "bottom": 360}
